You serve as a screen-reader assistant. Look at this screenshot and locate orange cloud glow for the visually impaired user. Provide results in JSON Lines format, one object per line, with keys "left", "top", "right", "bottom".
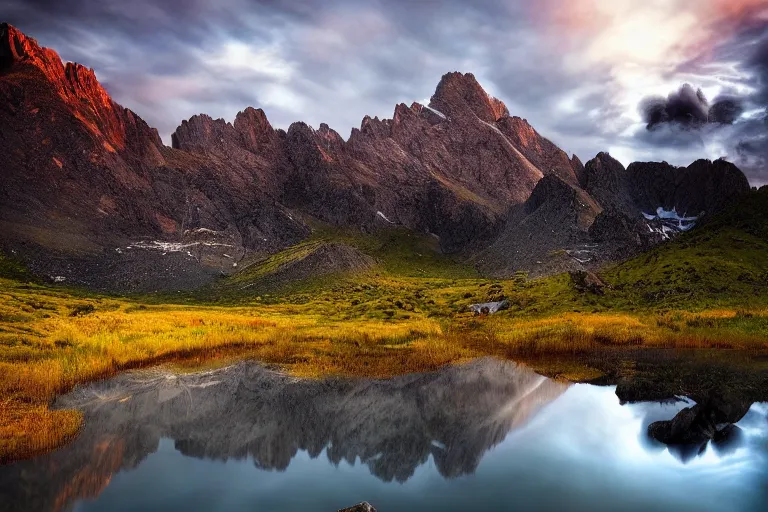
{"left": 532, "top": 0, "right": 768, "bottom": 65}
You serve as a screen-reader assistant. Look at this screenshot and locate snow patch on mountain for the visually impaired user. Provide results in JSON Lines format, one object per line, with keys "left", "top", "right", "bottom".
{"left": 127, "top": 240, "right": 234, "bottom": 253}
{"left": 642, "top": 207, "right": 698, "bottom": 241}
{"left": 642, "top": 207, "right": 698, "bottom": 231}
{"left": 424, "top": 106, "right": 448, "bottom": 120}
{"left": 377, "top": 211, "right": 396, "bottom": 224}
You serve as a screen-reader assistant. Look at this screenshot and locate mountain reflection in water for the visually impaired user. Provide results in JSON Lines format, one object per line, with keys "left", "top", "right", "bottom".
{"left": 1, "top": 358, "right": 766, "bottom": 512}
{"left": 0, "top": 358, "right": 565, "bottom": 511}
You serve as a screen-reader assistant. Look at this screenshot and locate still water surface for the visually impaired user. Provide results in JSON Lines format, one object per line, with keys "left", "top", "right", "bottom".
{"left": 1, "top": 358, "right": 766, "bottom": 511}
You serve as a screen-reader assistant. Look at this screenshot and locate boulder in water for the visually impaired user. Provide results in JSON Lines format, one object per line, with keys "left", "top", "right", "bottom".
{"left": 647, "top": 390, "right": 752, "bottom": 446}
{"left": 712, "top": 424, "right": 744, "bottom": 456}
{"left": 338, "top": 502, "right": 377, "bottom": 512}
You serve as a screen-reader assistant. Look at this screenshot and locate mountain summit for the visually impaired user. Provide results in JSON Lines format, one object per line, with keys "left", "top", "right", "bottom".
{"left": 0, "top": 24, "right": 751, "bottom": 291}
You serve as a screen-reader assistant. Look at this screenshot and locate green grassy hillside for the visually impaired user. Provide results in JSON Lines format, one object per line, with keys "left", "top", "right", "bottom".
{"left": 2, "top": 190, "right": 768, "bottom": 462}
{"left": 605, "top": 187, "right": 768, "bottom": 309}
{"left": 189, "top": 188, "right": 768, "bottom": 317}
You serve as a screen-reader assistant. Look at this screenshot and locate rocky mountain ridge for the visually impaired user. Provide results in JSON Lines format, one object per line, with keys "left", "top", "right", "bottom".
{"left": 0, "top": 23, "right": 752, "bottom": 291}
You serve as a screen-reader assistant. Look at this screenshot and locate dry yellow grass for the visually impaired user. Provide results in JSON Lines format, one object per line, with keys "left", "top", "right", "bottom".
{"left": 0, "top": 402, "right": 81, "bottom": 464}
{"left": 0, "top": 299, "right": 458, "bottom": 461}
{"left": 2, "top": 278, "right": 768, "bottom": 463}
{"left": 485, "top": 311, "right": 768, "bottom": 355}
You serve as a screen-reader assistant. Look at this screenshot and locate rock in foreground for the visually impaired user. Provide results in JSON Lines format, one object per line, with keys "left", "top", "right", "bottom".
{"left": 338, "top": 502, "right": 377, "bottom": 512}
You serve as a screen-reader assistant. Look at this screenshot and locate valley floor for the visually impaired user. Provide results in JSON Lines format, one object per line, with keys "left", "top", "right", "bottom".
{"left": 2, "top": 270, "right": 768, "bottom": 463}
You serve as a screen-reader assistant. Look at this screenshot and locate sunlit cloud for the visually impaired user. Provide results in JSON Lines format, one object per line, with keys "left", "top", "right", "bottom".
{"left": 205, "top": 41, "right": 295, "bottom": 82}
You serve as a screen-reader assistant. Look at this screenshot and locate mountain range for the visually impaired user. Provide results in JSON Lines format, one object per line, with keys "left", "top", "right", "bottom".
{"left": 0, "top": 23, "right": 753, "bottom": 292}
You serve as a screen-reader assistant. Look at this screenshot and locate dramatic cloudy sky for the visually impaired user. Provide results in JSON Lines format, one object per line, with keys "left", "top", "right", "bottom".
{"left": 7, "top": 0, "right": 768, "bottom": 184}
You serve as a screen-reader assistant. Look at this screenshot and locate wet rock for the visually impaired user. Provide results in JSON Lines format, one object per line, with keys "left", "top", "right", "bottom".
{"left": 648, "top": 405, "right": 716, "bottom": 445}
{"left": 667, "top": 441, "right": 709, "bottom": 464}
{"left": 338, "top": 502, "right": 377, "bottom": 512}
{"left": 712, "top": 424, "right": 744, "bottom": 456}
{"left": 647, "top": 390, "right": 753, "bottom": 446}
{"left": 694, "top": 388, "right": 753, "bottom": 425}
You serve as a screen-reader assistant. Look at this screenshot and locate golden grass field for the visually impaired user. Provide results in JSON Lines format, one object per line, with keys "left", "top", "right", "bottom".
{"left": 3, "top": 273, "right": 768, "bottom": 463}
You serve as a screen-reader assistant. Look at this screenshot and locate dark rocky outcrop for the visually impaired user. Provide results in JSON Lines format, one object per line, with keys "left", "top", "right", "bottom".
{"left": 587, "top": 208, "right": 664, "bottom": 263}
{"left": 647, "top": 390, "right": 752, "bottom": 446}
{"left": 474, "top": 174, "right": 601, "bottom": 277}
{"left": 628, "top": 159, "right": 750, "bottom": 215}
{"left": 580, "top": 154, "right": 750, "bottom": 219}
{"left": 569, "top": 270, "right": 607, "bottom": 295}
{"left": 580, "top": 152, "right": 635, "bottom": 214}
{"left": 589, "top": 209, "right": 649, "bottom": 246}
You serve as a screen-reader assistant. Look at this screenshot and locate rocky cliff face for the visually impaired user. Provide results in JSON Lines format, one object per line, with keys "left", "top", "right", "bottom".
{"left": 474, "top": 175, "right": 602, "bottom": 277}
{"left": 476, "top": 151, "right": 751, "bottom": 277}
{"left": 0, "top": 23, "right": 754, "bottom": 289}
{"left": 628, "top": 159, "right": 750, "bottom": 216}
{"left": 0, "top": 23, "right": 307, "bottom": 291}
{"left": 170, "top": 71, "right": 576, "bottom": 253}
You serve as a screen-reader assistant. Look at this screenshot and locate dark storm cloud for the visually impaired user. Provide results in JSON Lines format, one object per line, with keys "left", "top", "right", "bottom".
{"left": 635, "top": 18, "right": 768, "bottom": 184}
{"left": 708, "top": 97, "right": 746, "bottom": 124}
{"left": 748, "top": 31, "right": 768, "bottom": 104}
{"left": 639, "top": 84, "right": 744, "bottom": 128}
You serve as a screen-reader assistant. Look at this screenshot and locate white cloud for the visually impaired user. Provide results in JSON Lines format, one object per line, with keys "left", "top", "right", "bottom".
{"left": 204, "top": 41, "right": 295, "bottom": 82}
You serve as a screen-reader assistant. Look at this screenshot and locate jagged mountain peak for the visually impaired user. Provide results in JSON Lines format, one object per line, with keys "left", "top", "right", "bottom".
{"left": 587, "top": 151, "right": 625, "bottom": 168}
{"left": 2, "top": 22, "right": 163, "bottom": 154}
{"left": 233, "top": 107, "right": 275, "bottom": 149}
{"left": 172, "top": 113, "right": 233, "bottom": 150}
{"left": 580, "top": 152, "right": 630, "bottom": 208}
{"left": 234, "top": 106, "right": 271, "bottom": 130}
{"left": 1, "top": 22, "right": 56, "bottom": 69}
{"left": 0, "top": 23, "right": 754, "bottom": 291}
{"left": 173, "top": 108, "right": 282, "bottom": 153}
{"left": 1, "top": 23, "right": 101, "bottom": 98}
{"left": 429, "top": 71, "right": 509, "bottom": 123}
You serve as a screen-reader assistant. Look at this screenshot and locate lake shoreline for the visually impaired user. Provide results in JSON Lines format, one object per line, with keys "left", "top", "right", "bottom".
{"left": 3, "top": 357, "right": 767, "bottom": 512}
{"left": 4, "top": 345, "right": 766, "bottom": 465}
